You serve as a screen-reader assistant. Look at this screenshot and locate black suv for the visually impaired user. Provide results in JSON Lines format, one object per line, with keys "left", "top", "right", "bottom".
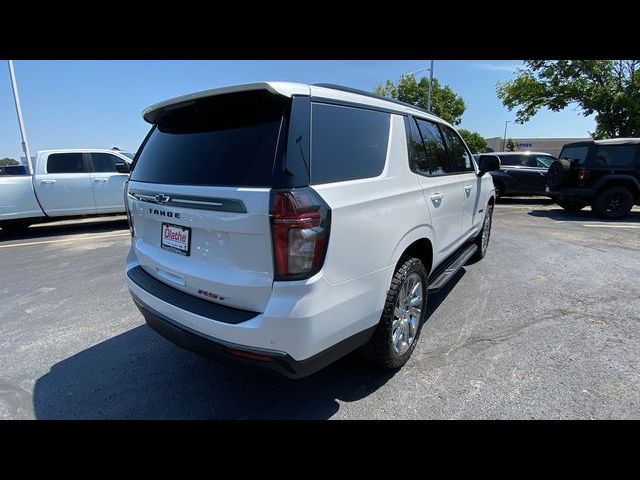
{"left": 547, "top": 139, "right": 640, "bottom": 219}
{"left": 473, "top": 151, "right": 556, "bottom": 199}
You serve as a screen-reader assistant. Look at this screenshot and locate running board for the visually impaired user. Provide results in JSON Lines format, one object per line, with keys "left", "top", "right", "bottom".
{"left": 427, "top": 243, "right": 477, "bottom": 293}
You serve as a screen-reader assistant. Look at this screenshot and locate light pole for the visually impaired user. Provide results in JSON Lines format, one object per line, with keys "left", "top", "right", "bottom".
{"left": 7, "top": 60, "right": 33, "bottom": 174}
{"left": 502, "top": 120, "right": 512, "bottom": 151}
{"left": 401, "top": 61, "right": 435, "bottom": 112}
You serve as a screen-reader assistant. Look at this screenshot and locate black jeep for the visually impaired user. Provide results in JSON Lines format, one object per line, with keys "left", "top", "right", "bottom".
{"left": 547, "top": 139, "right": 640, "bottom": 219}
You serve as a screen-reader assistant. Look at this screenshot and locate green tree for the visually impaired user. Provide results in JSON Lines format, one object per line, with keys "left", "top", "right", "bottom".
{"left": 458, "top": 129, "right": 488, "bottom": 153}
{"left": 0, "top": 157, "right": 19, "bottom": 167}
{"left": 497, "top": 60, "right": 640, "bottom": 139}
{"left": 374, "top": 75, "right": 466, "bottom": 125}
{"left": 505, "top": 138, "right": 517, "bottom": 152}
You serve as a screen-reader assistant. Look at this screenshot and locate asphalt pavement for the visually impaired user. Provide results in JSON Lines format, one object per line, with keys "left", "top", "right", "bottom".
{"left": 1, "top": 202, "right": 639, "bottom": 419}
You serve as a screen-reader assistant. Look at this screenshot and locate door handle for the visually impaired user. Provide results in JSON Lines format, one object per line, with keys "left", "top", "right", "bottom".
{"left": 93, "top": 178, "right": 108, "bottom": 183}
{"left": 430, "top": 193, "right": 444, "bottom": 207}
{"left": 40, "top": 179, "right": 55, "bottom": 184}
{"left": 464, "top": 184, "right": 473, "bottom": 194}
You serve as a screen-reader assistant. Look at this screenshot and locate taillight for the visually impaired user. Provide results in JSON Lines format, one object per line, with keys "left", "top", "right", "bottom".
{"left": 270, "top": 187, "right": 331, "bottom": 281}
{"left": 123, "top": 180, "right": 134, "bottom": 237}
{"left": 577, "top": 169, "right": 589, "bottom": 186}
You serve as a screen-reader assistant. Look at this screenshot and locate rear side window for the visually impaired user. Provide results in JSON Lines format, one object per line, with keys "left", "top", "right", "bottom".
{"left": 47, "top": 153, "right": 86, "bottom": 173}
{"left": 415, "top": 119, "right": 450, "bottom": 175}
{"left": 131, "top": 91, "right": 287, "bottom": 187}
{"left": 91, "top": 153, "right": 124, "bottom": 172}
{"left": 592, "top": 145, "right": 637, "bottom": 168}
{"left": 441, "top": 126, "right": 474, "bottom": 173}
{"left": 407, "top": 117, "right": 430, "bottom": 176}
{"left": 311, "top": 103, "right": 390, "bottom": 184}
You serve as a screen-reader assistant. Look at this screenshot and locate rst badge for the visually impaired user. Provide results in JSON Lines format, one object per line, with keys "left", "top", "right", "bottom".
{"left": 161, "top": 223, "right": 191, "bottom": 256}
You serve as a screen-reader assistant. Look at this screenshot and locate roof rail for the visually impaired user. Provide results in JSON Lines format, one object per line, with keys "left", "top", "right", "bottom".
{"left": 312, "top": 83, "right": 433, "bottom": 116}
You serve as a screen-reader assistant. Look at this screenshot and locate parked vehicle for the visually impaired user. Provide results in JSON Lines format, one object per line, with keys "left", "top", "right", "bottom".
{"left": 124, "top": 82, "right": 498, "bottom": 378}
{"left": 547, "top": 138, "right": 640, "bottom": 219}
{"left": 0, "top": 149, "right": 132, "bottom": 232}
{"left": 473, "top": 151, "right": 556, "bottom": 199}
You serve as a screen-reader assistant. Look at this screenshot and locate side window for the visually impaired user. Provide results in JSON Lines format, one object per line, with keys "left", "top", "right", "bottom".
{"left": 406, "top": 117, "right": 429, "bottom": 176}
{"left": 415, "top": 119, "right": 450, "bottom": 175}
{"left": 47, "top": 153, "right": 86, "bottom": 174}
{"left": 311, "top": 103, "right": 390, "bottom": 184}
{"left": 91, "top": 153, "right": 128, "bottom": 173}
{"left": 592, "top": 146, "right": 636, "bottom": 168}
{"left": 441, "top": 126, "right": 474, "bottom": 173}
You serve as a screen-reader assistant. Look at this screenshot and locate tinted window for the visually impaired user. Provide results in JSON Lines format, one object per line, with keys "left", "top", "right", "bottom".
{"left": 311, "top": 103, "right": 390, "bottom": 184}
{"left": 415, "top": 119, "right": 449, "bottom": 175}
{"left": 131, "top": 91, "right": 287, "bottom": 187}
{"left": 91, "top": 153, "right": 124, "bottom": 172}
{"left": 407, "top": 118, "right": 429, "bottom": 176}
{"left": 592, "top": 145, "right": 637, "bottom": 168}
{"left": 441, "top": 126, "right": 474, "bottom": 172}
{"left": 498, "top": 154, "right": 555, "bottom": 168}
{"left": 559, "top": 146, "right": 589, "bottom": 166}
{"left": 47, "top": 153, "right": 86, "bottom": 173}
{"left": 0, "top": 165, "right": 29, "bottom": 176}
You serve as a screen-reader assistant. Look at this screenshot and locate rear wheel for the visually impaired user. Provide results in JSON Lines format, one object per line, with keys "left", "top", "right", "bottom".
{"left": 360, "top": 256, "right": 428, "bottom": 369}
{"left": 592, "top": 187, "right": 634, "bottom": 219}
{"left": 556, "top": 200, "right": 586, "bottom": 212}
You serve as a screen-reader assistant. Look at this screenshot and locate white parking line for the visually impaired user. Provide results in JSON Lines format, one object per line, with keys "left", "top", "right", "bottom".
{"left": 0, "top": 232, "right": 130, "bottom": 249}
{"left": 583, "top": 224, "right": 640, "bottom": 229}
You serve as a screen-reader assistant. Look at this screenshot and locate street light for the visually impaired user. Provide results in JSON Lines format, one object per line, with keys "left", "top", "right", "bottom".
{"left": 7, "top": 60, "right": 33, "bottom": 174}
{"left": 502, "top": 120, "right": 512, "bottom": 151}
{"left": 401, "top": 61, "right": 435, "bottom": 112}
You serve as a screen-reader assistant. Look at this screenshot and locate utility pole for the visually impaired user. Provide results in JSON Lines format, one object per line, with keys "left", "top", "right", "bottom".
{"left": 502, "top": 120, "right": 512, "bottom": 151}
{"left": 7, "top": 60, "right": 33, "bottom": 174}
{"left": 427, "top": 60, "right": 434, "bottom": 113}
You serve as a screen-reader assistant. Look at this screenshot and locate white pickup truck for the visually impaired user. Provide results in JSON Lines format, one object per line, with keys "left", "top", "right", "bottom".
{"left": 0, "top": 149, "right": 133, "bottom": 232}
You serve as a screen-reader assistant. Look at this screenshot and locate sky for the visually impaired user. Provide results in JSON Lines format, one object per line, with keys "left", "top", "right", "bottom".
{"left": 0, "top": 60, "right": 596, "bottom": 160}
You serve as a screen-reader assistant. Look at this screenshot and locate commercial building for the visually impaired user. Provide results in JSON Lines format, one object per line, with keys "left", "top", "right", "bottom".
{"left": 484, "top": 137, "right": 590, "bottom": 158}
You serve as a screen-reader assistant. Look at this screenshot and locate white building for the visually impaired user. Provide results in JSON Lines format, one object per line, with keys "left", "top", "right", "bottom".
{"left": 484, "top": 137, "right": 590, "bottom": 158}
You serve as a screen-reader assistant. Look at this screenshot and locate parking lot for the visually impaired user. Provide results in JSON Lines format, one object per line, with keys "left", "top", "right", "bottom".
{"left": 1, "top": 200, "right": 639, "bottom": 419}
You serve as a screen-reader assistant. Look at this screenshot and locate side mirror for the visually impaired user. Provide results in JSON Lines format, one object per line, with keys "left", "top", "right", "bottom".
{"left": 115, "top": 162, "right": 131, "bottom": 174}
{"left": 478, "top": 155, "right": 500, "bottom": 175}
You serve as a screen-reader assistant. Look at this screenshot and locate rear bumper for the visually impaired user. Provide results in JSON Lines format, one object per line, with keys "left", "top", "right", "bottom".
{"left": 132, "top": 295, "right": 374, "bottom": 378}
{"left": 548, "top": 188, "right": 595, "bottom": 202}
{"left": 126, "top": 261, "right": 384, "bottom": 378}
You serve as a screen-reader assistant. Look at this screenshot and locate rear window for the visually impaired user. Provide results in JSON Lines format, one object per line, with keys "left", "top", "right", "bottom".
{"left": 0, "top": 165, "right": 29, "bottom": 176}
{"left": 559, "top": 146, "right": 589, "bottom": 166}
{"left": 47, "top": 153, "right": 86, "bottom": 173}
{"left": 415, "top": 118, "right": 450, "bottom": 175}
{"left": 311, "top": 103, "right": 390, "bottom": 184}
{"left": 592, "top": 145, "right": 637, "bottom": 168}
{"left": 131, "top": 91, "right": 288, "bottom": 187}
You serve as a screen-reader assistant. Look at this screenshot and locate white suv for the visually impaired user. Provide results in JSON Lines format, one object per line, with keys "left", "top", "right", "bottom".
{"left": 124, "top": 82, "right": 498, "bottom": 378}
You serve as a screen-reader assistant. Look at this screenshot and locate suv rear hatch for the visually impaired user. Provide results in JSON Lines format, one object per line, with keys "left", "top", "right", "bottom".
{"left": 127, "top": 87, "right": 311, "bottom": 312}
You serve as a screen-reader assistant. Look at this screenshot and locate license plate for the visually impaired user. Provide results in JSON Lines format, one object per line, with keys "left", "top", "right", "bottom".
{"left": 161, "top": 223, "right": 191, "bottom": 256}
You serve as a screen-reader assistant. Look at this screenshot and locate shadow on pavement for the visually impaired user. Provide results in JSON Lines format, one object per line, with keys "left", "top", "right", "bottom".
{"left": 33, "top": 324, "right": 397, "bottom": 419}
{"left": 528, "top": 208, "right": 640, "bottom": 223}
{"left": 33, "top": 260, "right": 465, "bottom": 419}
{"left": 0, "top": 216, "right": 128, "bottom": 241}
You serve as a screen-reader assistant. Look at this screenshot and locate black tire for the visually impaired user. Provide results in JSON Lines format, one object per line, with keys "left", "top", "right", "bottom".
{"left": 556, "top": 200, "right": 586, "bottom": 212}
{"left": 471, "top": 203, "right": 493, "bottom": 262}
{"left": 493, "top": 181, "right": 504, "bottom": 200}
{"left": 592, "top": 187, "right": 634, "bottom": 219}
{"left": 547, "top": 159, "right": 571, "bottom": 190}
{"left": 0, "top": 220, "right": 32, "bottom": 233}
{"left": 360, "top": 256, "right": 428, "bottom": 369}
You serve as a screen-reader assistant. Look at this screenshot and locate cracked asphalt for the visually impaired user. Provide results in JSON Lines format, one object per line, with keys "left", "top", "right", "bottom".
{"left": 1, "top": 201, "right": 639, "bottom": 419}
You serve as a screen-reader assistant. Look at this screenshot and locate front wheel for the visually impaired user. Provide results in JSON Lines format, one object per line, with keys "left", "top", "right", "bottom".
{"left": 470, "top": 203, "right": 493, "bottom": 262}
{"left": 360, "top": 256, "right": 428, "bottom": 369}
